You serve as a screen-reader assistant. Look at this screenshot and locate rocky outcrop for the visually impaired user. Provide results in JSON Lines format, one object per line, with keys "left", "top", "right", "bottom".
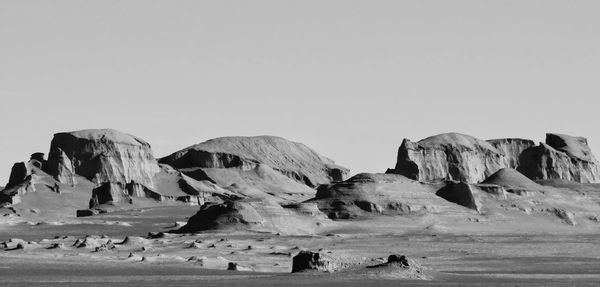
{"left": 44, "top": 129, "right": 165, "bottom": 206}
{"left": 159, "top": 136, "right": 348, "bottom": 187}
{"left": 46, "top": 129, "right": 161, "bottom": 187}
{"left": 393, "top": 133, "right": 600, "bottom": 184}
{"left": 176, "top": 199, "right": 326, "bottom": 235}
{"left": 291, "top": 250, "right": 350, "bottom": 273}
{"left": 518, "top": 134, "right": 600, "bottom": 183}
{"left": 482, "top": 168, "right": 542, "bottom": 194}
{"left": 311, "top": 173, "right": 474, "bottom": 219}
{"left": 393, "top": 133, "right": 505, "bottom": 183}
{"left": 487, "top": 138, "right": 536, "bottom": 168}
{"left": 435, "top": 182, "right": 481, "bottom": 212}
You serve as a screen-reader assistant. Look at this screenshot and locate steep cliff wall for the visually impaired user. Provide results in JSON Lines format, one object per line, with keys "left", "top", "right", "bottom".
{"left": 517, "top": 134, "right": 600, "bottom": 183}
{"left": 393, "top": 133, "right": 505, "bottom": 183}
{"left": 46, "top": 129, "right": 161, "bottom": 188}
{"left": 487, "top": 138, "right": 536, "bottom": 169}
{"left": 393, "top": 133, "right": 600, "bottom": 184}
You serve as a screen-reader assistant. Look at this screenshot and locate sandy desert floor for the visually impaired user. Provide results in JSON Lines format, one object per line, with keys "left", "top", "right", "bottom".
{"left": 2, "top": 205, "right": 600, "bottom": 286}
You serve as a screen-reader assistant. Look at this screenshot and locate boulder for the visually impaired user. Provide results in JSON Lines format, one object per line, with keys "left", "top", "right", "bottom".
{"left": 387, "top": 254, "right": 409, "bottom": 267}
{"left": 159, "top": 136, "right": 348, "bottom": 187}
{"left": 392, "top": 133, "right": 505, "bottom": 183}
{"left": 291, "top": 250, "right": 348, "bottom": 273}
{"left": 227, "top": 262, "right": 252, "bottom": 271}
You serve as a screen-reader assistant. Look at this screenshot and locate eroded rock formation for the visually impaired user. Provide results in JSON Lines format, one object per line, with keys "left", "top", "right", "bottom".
{"left": 46, "top": 129, "right": 160, "bottom": 187}
{"left": 159, "top": 136, "right": 348, "bottom": 187}
{"left": 393, "top": 133, "right": 505, "bottom": 183}
{"left": 517, "top": 134, "right": 600, "bottom": 183}
{"left": 392, "top": 133, "right": 600, "bottom": 184}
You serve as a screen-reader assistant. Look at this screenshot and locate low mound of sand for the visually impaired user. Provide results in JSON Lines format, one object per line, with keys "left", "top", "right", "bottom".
{"left": 482, "top": 168, "right": 541, "bottom": 190}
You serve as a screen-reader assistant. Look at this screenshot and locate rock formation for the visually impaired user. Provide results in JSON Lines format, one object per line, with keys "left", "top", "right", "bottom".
{"left": 176, "top": 199, "right": 326, "bottom": 235}
{"left": 46, "top": 129, "right": 161, "bottom": 187}
{"left": 291, "top": 250, "right": 349, "bottom": 273}
{"left": 517, "top": 134, "right": 600, "bottom": 183}
{"left": 435, "top": 182, "right": 482, "bottom": 212}
{"left": 311, "top": 173, "right": 474, "bottom": 219}
{"left": 392, "top": 132, "right": 600, "bottom": 184}
{"left": 159, "top": 136, "right": 348, "bottom": 187}
{"left": 487, "top": 138, "right": 536, "bottom": 168}
{"left": 392, "top": 133, "right": 505, "bottom": 183}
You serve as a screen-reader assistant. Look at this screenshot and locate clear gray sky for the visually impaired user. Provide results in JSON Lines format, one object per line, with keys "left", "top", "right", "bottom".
{"left": 1, "top": 0, "right": 600, "bottom": 184}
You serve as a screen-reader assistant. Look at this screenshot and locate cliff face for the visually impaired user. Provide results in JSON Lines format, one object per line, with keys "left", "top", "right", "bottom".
{"left": 487, "top": 138, "right": 536, "bottom": 169}
{"left": 393, "top": 133, "right": 505, "bottom": 183}
{"left": 393, "top": 133, "right": 600, "bottom": 184}
{"left": 46, "top": 129, "right": 160, "bottom": 187}
{"left": 517, "top": 134, "right": 600, "bottom": 183}
{"left": 159, "top": 136, "right": 349, "bottom": 187}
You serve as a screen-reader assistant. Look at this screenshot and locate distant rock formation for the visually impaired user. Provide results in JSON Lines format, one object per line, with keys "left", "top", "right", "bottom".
{"left": 311, "top": 173, "right": 474, "bottom": 219}
{"left": 46, "top": 129, "right": 161, "bottom": 187}
{"left": 392, "top": 133, "right": 600, "bottom": 184}
{"left": 517, "top": 134, "right": 600, "bottom": 183}
{"left": 159, "top": 136, "right": 348, "bottom": 187}
{"left": 393, "top": 133, "right": 505, "bottom": 183}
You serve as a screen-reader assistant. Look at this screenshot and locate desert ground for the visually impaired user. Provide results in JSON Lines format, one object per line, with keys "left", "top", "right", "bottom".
{"left": 2, "top": 203, "right": 600, "bottom": 286}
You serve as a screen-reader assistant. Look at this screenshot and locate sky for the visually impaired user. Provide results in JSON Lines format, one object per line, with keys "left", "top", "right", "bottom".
{"left": 1, "top": 0, "right": 600, "bottom": 184}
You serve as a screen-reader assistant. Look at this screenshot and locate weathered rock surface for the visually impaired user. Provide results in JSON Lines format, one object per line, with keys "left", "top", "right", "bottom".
{"left": 2, "top": 129, "right": 238, "bottom": 214}
{"left": 518, "top": 134, "right": 600, "bottom": 183}
{"left": 46, "top": 129, "right": 161, "bottom": 187}
{"left": 176, "top": 199, "right": 326, "bottom": 235}
{"left": 311, "top": 173, "right": 473, "bottom": 219}
{"left": 159, "top": 136, "right": 348, "bottom": 187}
{"left": 393, "top": 133, "right": 600, "bottom": 184}
{"left": 435, "top": 182, "right": 482, "bottom": 212}
{"left": 393, "top": 133, "right": 505, "bottom": 183}
{"left": 291, "top": 250, "right": 350, "bottom": 273}
{"left": 487, "top": 138, "right": 536, "bottom": 168}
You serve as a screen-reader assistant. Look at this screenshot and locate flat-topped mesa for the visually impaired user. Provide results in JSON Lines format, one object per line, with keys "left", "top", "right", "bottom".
{"left": 159, "top": 136, "right": 349, "bottom": 187}
{"left": 517, "top": 133, "right": 600, "bottom": 183}
{"left": 46, "top": 129, "right": 160, "bottom": 187}
{"left": 392, "top": 133, "right": 505, "bottom": 183}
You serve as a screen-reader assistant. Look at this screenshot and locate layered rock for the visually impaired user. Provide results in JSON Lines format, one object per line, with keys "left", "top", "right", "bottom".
{"left": 176, "top": 199, "right": 326, "bottom": 235}
{"left": 487, "top": 138, "right": 536, "bottom": 168}
{"left": 46, "top": 129, "right": 161, "bottom": 187}
{"left": 311, "top": 173, "right": 474, "bottom": 219}
{"left": 393, "top": 133, "right": 600, "bottom": 184}
{"left": 44, "top": 129, "right": 164, "bottom": 205}
{"left": 518, "top": 134, "right": 600, "bottom": 183}
{"left": 393, "top": 133, "right": 505, "bottom": 183}
{"left": 159, "top": 136, "right": 348, "bottom": 187}
{"left": 291, "top": 250, "right": 349, "bottom": 273}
